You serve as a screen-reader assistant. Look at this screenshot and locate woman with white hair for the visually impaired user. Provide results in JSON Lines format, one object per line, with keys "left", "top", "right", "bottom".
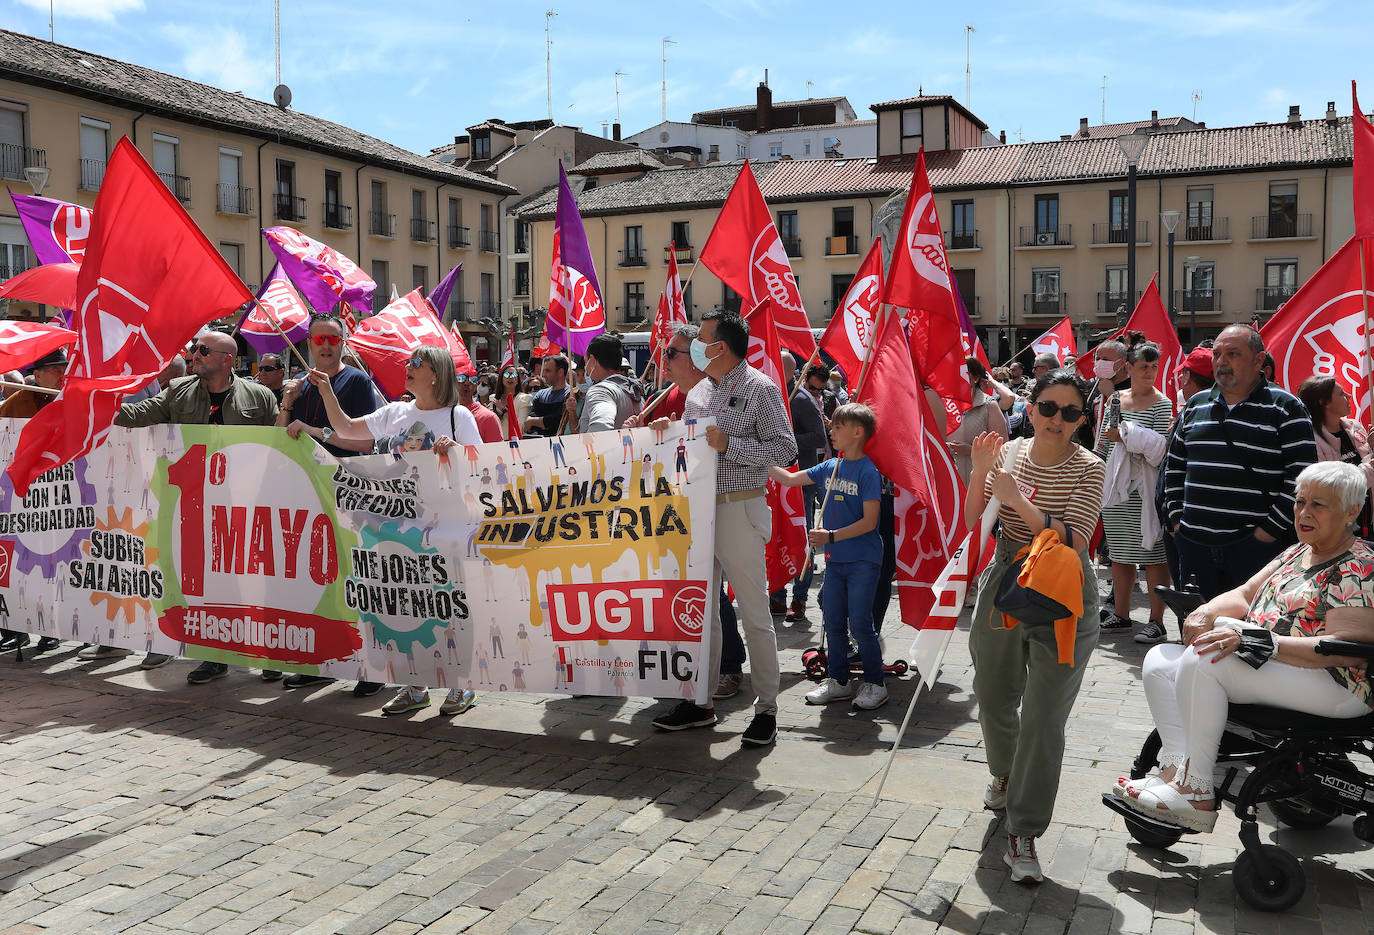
{"left": 1114, "top": 461, "right": 1374, "bottom": 832}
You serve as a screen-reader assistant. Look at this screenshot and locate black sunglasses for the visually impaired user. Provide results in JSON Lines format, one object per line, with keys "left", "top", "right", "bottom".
{"left": 1035, "top": 400, "right": 1085, "bottom": 422}
{"left": 663, "top": 347, "right": 684, "bottom": 361}
{"left": 455, "top": 373, "right": 475, "bottom": 383}
{"left": 193, "top": 344, "right": 230, "bottom": 357}
{"left": 257, "top": 364, "right": 282, "bottom": 373}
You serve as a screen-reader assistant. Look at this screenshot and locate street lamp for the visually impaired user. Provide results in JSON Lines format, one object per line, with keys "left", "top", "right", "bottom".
{"left": 1184, "top": 255, "right": 1202, "bottom": 348}
{"left": 1116, "top": 132, "right": 1149, "bottom": 329}
{"left": 1160, "top": 209, "right": 1181, "bottom": 335}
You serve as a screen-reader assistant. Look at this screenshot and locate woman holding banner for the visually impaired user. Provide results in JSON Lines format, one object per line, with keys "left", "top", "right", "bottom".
{"left": 965, "top": 369, "right": 1106, "bottom": 885}
{"left": 305, "top": 344, "right": 482, "bottom": 717}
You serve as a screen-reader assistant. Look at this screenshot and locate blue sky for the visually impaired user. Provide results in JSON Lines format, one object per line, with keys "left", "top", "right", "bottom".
{"left": 5, "top": 1, "right": 1373, "bottom": 155}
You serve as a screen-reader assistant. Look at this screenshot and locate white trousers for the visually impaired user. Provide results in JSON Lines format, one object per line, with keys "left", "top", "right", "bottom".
{"left": 707, "top": 495, "right": 779, "bottom": 714}
{"left": 1141, "top": 641, "right": 1367, "bottom": 792}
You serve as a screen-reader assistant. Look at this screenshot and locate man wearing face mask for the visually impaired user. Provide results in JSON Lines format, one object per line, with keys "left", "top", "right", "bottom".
{"left": 577, "top": 333, "right": 641, "bottom": 432}
{"left": 1077, "top": 339, "right": 1131, "bottom": 449}
{"left": 651, "top": 310, "right": 797, "bottom": 747}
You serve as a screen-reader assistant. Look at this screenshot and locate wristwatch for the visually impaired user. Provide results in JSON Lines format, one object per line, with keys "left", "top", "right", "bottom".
{"left": 321, "top": 427, "right": 333, "bottom": 442}
{"left": 828, "top": 530, "right": 835, "bottom": 544}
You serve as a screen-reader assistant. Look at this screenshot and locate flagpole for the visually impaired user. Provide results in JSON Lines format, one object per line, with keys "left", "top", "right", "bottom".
{"left": 0, "top": 380, "right": 58, "bottom": 397}
{"left": 249, "top": 296, "right": 312, "bottom": 374}
{"left": 1361, "top": 238, "right": 1374, "bottom": 426}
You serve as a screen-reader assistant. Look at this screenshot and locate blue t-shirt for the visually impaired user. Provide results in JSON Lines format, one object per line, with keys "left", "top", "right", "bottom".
{"left": 290, "top": 365, "right": 379, "bottom": 458}
{"left": 805, "top": 455, "right": 883, "bottom": 565}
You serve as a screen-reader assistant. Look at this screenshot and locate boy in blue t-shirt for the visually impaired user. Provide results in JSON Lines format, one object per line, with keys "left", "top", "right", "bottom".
{"left": 769, "top": 403, "right": 887, "bottom": 710}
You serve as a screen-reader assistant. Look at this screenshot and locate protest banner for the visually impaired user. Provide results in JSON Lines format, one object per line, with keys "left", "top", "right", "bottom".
{"left": 0, "top": 419, "right": 717, "bottom": 701}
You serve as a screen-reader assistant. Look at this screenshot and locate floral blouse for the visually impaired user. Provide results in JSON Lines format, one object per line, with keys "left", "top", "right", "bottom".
{"left": 1246, "top": 540, "right": 1374, "bottom": 707}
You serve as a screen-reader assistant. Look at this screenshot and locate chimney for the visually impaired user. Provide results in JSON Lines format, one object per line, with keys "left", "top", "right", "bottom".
{"left": 1327, "top": 100, "right": 1339, "bottom": 123}
{"left": 1078, "top": 116, "right": 1089, "bottom": 137}
{"left": 999, "top": 130, "right": 1006, "bottom": 144}
{"left": 613, "top": 122, "right": 621, "bottom": 141}
{"left": 1288, "top": 104, "right": 1301, "bottom": 126}
{"left": 601, "top": 120, "right": 609, "bottom": 139}
{"left": 1151, "top": 109, "right": 1159, "bottom": 127}
{"left": 756, "top": 79, "right": 773, "bottom": 132}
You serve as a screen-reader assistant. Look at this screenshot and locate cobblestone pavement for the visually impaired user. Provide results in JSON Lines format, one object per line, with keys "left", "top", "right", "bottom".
{"left": 0, "top": 577, "right": 1371, "bottom": 935}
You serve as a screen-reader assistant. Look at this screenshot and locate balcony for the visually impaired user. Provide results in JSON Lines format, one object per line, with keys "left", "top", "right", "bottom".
{"left": 157, "top": 172, "right": 192, "bottom": 204}
{"left": 478, "top": 300, "right": 500, "bottom": 318}
{"left": 216, "top": 183, "right": 253, "bottom": 215}
{"left": 1251, "top": 214, "right": 1313, "bottom": 240}
{"left": 1023, "top": 292, "right": 1068, "bottom": 316}
{"left": 1091, "top": 221, "right": 1149, "bottom": 245}
{"left": 0, "top": 143, "right": 45, "bottom": 182}
{"left": 274, "top": 194, "right": 307, "bottom": 222}
{"left": 1257, "top": 285, "right": 1297, "bottom": 311}
{"left": 514, "top": 277, "right": 530, "bottom": 298}
{"left": 623, "top": 298, "right": 647, "bottom": 323}
{"left": 514, "top": 227, "right": 530, "bottom": 254}
{"left": 478, "top": 230, "right": 500, "bottom": 253}
{"left": 1018, "top": 225, "right": 1072, "bottom": 247}
{"left": 323, "top": 203, "right": 353, "bottom": 229}
{"left": 618, "top": 249, "right": 647, "bottom": 268}
{"left": 79, "top": 157, "right": 105, "bottom": 191}
{"left": 448, "top": 225, "right": 470, "bottom": 249}
{"left": 1096, "top": 291, "right": 1139, "bottom": 317}
{"left": 369, "top": 211, "right": 396, "bottom": 237}
{"left": 1183, "top": 216, "right": 1229, "bottom": 242}
{"left": 666, "top": 244, "right": 694, "bottom": 264}
{"left": 447, "top": 300, "right": 473, "bottom": 323}
{"left": 411, "top": 218, "right": 437, "bottom": 243}
{"left": 1175, "top": 288, "right": 1223, "bottom": 314}
{"left": 782, "top": 237, "right": 802, "bottom": 258}
{"left": 945, "top": 229, "right": 980, "bottom": 250}
{"left": 825, "top": 234, "right": 858, "bottom": 256}
{"left": 0, "top": 262, "right": 32, "bottom": 280}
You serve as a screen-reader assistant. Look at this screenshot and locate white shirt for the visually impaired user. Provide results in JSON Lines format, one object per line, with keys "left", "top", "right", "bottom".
{"left": 363, "top": 400, "right": 481, "bottom": 452}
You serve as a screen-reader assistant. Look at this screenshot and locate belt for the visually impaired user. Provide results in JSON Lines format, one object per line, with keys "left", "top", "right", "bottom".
{"left": 716, "top": 487, "right": 765, "bottom": 504}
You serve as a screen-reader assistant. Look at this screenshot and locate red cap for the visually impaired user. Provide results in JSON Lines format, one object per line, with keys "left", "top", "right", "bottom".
{"left": 1175, "top": 347, "right": 1213, "bottom": 380}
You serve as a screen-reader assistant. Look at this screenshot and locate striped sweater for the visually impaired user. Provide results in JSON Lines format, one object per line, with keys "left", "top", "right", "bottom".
{"left": 1162, "top": 380, "right": 1317, "bottom": 544}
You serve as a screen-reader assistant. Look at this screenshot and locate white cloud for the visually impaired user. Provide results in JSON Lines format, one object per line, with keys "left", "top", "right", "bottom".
{"left": 17, "top": 0, "right": 144, "bottom": 24}
{"left": 161, "top": 24, "right": 273, "bottom": 98}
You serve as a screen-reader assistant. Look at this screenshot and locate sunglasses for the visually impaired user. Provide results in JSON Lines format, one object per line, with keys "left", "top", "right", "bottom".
{"left": 257, "top": 364, "right": 282, "bottom": 373}
{"left": 311, "top": 334, "right": 343, "bottom": 346}
{"left": 193, "top": 345, "right": 231, "bottom": 357}
{"left": 455, "top": 373, "right": 476, "bottom": 383}
{"left": 1034, "top": 400, "right": 1085, "bottom": 422}
{"left": 663, "top": 347, "right": 684, "bottom": 361}
{"left": 502, "top": 370, "right": 517, "bottom": 378}
{"left": 406, "top": 356, "right": 427, "bottom": 369}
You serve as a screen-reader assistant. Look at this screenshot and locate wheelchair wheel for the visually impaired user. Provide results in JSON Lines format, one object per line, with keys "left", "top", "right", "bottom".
{"left": 1120, "top": 811, "right": 1184, "bottom": 850}
{"left": 1233, "top": 845, "right": 1305, "bottom": 912}
{"left": 1266, "top": 794, "right": 1338, "bottom": 831}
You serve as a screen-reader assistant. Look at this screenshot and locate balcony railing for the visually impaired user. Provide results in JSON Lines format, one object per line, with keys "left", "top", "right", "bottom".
{"left": 1251, "top": 214, "right": 1313, "bottom": 239}
{"left": 1023, "top": 292, "right": 1068, "bottom": 316}
{"left": 79, "top": 157, "right": 105, "bottom": 191}
{"left": 623, "top": 298, "right": 648, "bottom": 322}
{"left": 667, "top": 244, "right": 694, "bottom": 264}
{"left": 782, "top": 236, "right": 802, "bottom": 258}
{"left": 369, "top": 211, "right": 396, "bottom": 237}
{"left": 157, "top": 171, "right": 192, "bottom": 203}
{"left": 825, "top": 234, "right": 858, "bottom": 256}
{"left": 1096, "top": 291, "right": 1139, "bottom": 316}
{"left": 1183, "top": 216, "right": 1228, "bottom": 241}
{"left": 411, "top": 218, "right": 437, "bottom": 243}
{"left": 216, "top": 183, "right": 253, "bottom": 215}
{"left": 618, "top": 249, "right": 647, "bottom": 268}
{"left": 0, "top": 143, "right": 45, "bottom": 182}
{"left": 1257, "top": 285, "right": 1297, "bottom": 311}
{"left": 514, "top": 277, "right": 531, "bottom": 298}
{"left": 478, "top": 300, "right": 500, "bottom": 318}
{"left": 945, "top": 229, "right": 980, "bottom": 250}
{"left": 323, "top": 203, "right": 353, "bottom": 229}
{"left": 478, "top": 229, "right": 500, "bottom": 253}
{"left": 274, "top": 194, "right": 307, "bottom": 222}
{"left": 1019, "top": 225, "right": 1072, "bottom": 247}
{"left": 448, "top": 300, "right": 472, "bottom": 322}
{"left": 514, "top": 228, "right": 530, "bottom": 254}
{"left": 448, "top": 225, "right": 470, "bottom": 249}
{"left": 1175, "top": 288, "right": 1223, "bottom": 313}
{"left": 0, "top": 262, "right": 32, "bottom": 280}
{"left": 1091, "top": 220, "right": 1149, "bottom": 245}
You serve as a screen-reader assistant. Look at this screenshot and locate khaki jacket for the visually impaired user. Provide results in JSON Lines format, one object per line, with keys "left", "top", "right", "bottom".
{"left": 116, "top": 375, "right": 279, "bottom": 427}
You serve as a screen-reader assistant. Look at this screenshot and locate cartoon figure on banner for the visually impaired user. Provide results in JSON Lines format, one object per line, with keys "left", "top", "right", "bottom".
{"left": 466, "top": 445, "right": 480, "bottom": 476}
{"left": 512, "top": 662, "right": 525, "bottom": 691}
{"left": 517, "top": 622, "right": 530, "bottom": 664}
{"left": 446, "top": 624, "right": 459, "bottom": 663}
{"left": 480, "top": 467, "right": 491, "bottom": 490}
{"left": 405, "top": 641, "right": 417, "bottom": 677}
{"left": 675, "top": 438, "right": 689, "bottom": 487}
{"left": 489, "top": 621, "right": 504, "bottom": 658}
{"left": 621, "top": 431, "right": 635, "bottom": 464}
{"left": 509, "top": 434, "right": 523, "bottom": 464}
{"left": 495, "top": 458, "right": 508, "bottom": 486}
{"left": 477, "top": 648, "right": 490, "bottom": 685}
{"left": 612, "top": 659, "right": 626, "bottom": 696}
{"left": 433, "top": 651, "right": 447, "bottom": 688}
{"left": 550, "top": 436, "right": 567, "bottom": 468}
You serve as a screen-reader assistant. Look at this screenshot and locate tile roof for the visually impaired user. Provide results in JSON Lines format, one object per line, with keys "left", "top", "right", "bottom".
{"left": 514, "top": 115, "right": 1357, "bottom": 221}
{"left": 691, "top": 96, "right": 849, "bottom": 120}
{"left": 571, "top": 150, "right": 666, "bottom": 173}
{"left": 1072, "top": 116, "right": 1194, "bottom": 139}
{"left": 0, "top": 29, "right": 516, "bottom": 196}
{"left": 869, "top": 94, "right": 989, "bottom": 131}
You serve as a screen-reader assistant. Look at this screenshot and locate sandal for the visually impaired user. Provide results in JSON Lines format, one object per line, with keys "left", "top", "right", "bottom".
{"left": 1119, "top": 781, "right": 1218, "bottom": 833}
{"left": 1110, "top": 775, "right": 1166, "bottom": 800}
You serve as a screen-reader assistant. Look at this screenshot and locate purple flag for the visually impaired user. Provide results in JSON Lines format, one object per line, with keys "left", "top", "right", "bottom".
{"left": 546, "top": 163, "right": 605, "bottom": 356}
{"left": 9, "top": 191, "right": 93, "bottom": 266}
{"left": 428, "top": 263, "right": 463, "bottom": 322}
{"left": 262, "top": 226, "right": 375, "bottom": 319}
{"left": 236, "top": 264, "right": 313, "bottom": 354}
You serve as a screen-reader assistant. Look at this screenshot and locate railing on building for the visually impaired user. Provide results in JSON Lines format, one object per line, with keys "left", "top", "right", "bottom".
{"left": 0, "top": 144, "right": 45, "bottom": 182}
{"left": 781, "top": 237, "right": 802, "bottom": 258}
{"left": 1183, "top": 216, "right": 1228, "bottom": 241}
{"left": 369, "top": 211, "right": 396, "bottom": 237}
{"left": 478, "top": 300, "right": 500, "bottom": 317}
{"left": 945, "top": 229, "right": 980, "bottom": 250}
{"left": 79, "top": 158, "right": 105, "bottom": 191}
{"left": 410, "top": 218, "right": 437, "bottom": 243}
{"left": 157, "top": 172, "right": 192, "bottom": 204}
{"left": 1175, "top": 288, "right": 1223, "bottom": 313}
{"left": 1091, "top": 221, "right": 1149, "bottom": 245}
{"left": 825, "top": 234, "right": 858, "bottom": 256}
{"left": 323, "top": 203, "right": 353, "bottom": 229}
{"left": 275, "top": 194, "right": 307, "bottom": 222}
{"left": 666, "top": 244, "right": 694, "bottom": 264}
{"left": 1257, "top": 286, "right": 1297, "bottom": 311}
{"left": 1251, "top": 214, "right": 1312, "bottom": 240}
{"left": 1023, "top": 292, "right": 1068, "bottom": 316}
{"left": 618, "top": 249, "right": 647, "bottom": 268}
{"left": 216, "top": 183, "right": 254, "bottom": 215}
{"left": 623, "top": 297, "right": 647, "bottom": 322}
{"left": 449, "top": 299, "right": 472, "bottom": 322}
{"left": 448, "top": 225, "right": 470, "bottom": 249}
{"left": 1096, "top": 291, "right": 1139, "bottom": 316}
{"left": 1018, "top": 225, "right": 1073, "bottom": 247}
{"left": 478, "top": 230, "right": 500, "bottom": 253}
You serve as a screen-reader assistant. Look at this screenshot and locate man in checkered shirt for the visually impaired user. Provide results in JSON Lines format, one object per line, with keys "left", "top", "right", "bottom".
{"left": 651, "top": 310, "right": 797, "bottom": 747}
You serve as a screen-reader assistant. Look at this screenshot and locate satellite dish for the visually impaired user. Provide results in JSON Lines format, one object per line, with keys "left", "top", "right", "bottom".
{"left": 273, "top": 84, "right": 292, "bottom": 109}
{"left": 658, "top": 131, "right": 669, "bottom": 143}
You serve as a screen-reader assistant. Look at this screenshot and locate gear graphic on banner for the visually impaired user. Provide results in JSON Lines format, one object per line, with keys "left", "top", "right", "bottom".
{"left": 353, "top": 522, "right": 466, "bottom": 655}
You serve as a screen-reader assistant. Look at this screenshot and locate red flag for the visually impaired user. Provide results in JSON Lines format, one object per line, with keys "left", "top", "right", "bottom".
{"left": 0, "top": 321, "right": 78, "bottom": 371}
{"left": 1262, "top": 237, "right": 1374, "bottom": 427}
{"left": 700, "top": 161, "right": 816, "bottom": 359}
{"left": 6, "top": 137, "right": 251, "bottom": 495}
{"left": 340, "top": 303, "right": 359, "bottom": 335}
{"left": 858, "top": 309, "right": 966, "bottom": 628}
{"left": 882, "top": 149, "right": 972, "bottom": 433}
{"left": 500, "top": 320, "right": 517, "bottom": 371}
{"left": 0, "top": 261, "right": 79, "bottom": 309}
{"left": 347, "top": 290, "right": 469, "bottom": 399}
{"left": 1028, "top": 316, "right": 1075, "bottom": 363}
{"left": 742, "top": 300, "right": 809, "bottom": 592}
{"left": 649, "top": 244, "right": 688, "bottom": 371}
{"left": 500, "top": 322, "right": 522, "bottom": 439}
{"left": 530, "top": 329, "right": 558, "bottom": 359}
{"left": 819, "top": 237, "right": 883, "bottom": 392}
{"left": 1075, "top": 275, "right": 1184, "bottom": 411}
{"left": 1355, "top": 82, "right": 1374, "bottom": 239}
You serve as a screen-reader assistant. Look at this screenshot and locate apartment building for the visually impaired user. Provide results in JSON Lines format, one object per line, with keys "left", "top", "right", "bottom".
{"left": 515, "top": 95, "right": 1356, "bottom": 361}
{"left": 0, "top": 28, "right": 514, "bottom": 353}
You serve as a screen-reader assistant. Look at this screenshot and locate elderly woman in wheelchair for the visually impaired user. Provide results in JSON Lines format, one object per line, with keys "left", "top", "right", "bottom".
{"left": 1113, "top": 461, "right": 1374, "bottom": 833}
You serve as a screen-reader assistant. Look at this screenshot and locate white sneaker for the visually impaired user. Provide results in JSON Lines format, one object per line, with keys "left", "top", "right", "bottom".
{"left": 1004, "top": 834, "right": 1043, "bottom": 884}
{"left": 381, "top": 687, "right": 430, "bottom": 715}
{"left": 439, "top": 688, "right": 475, "bottom": 715}
{"left": 853, "top": 681, "right": 889, "bottom": 710}
{"left": 804, "top": 678, "right": 853, "bottom": 705}
{"left": 984, "top": 776, "right": 1008, "bottom": 810}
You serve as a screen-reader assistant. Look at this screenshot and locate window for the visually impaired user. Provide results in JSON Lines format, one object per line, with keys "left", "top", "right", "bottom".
{"left": 324, "top": 170, "right": 346, "bottom": 228}
{"left": 0, "top": 103, "right": 25, "bottom": 180}
{"left": 830, "top": 274, "right": 851, "bottom": 313}
{"left": 515, "top": 220, "right": 529, "bottom": 254}
{"left": 1186, "top": 186, "right": 1214, "bottom": 240}
{"left": 1034, "top": 195, "right": 1059, "bottom": 237}
{"left": 79, "top": 117, "right": 109, "bottom": 190}
{"left": 218, "top": 147, "right": 244, "bottom": 213}
{"left": 412, "top": 265, "right": 428, "bottom": 293}
{"left": 722, "top": 283, "right": 742, "bottom": 314}
{"left": 1108, "top": 190, "right": 1129, "bottom": 242}
{"left": 371, "top": 260, "right": 389, "bottom": 312}
{"left": 449, "top": 267, "right": 466, "bottom": 320}
{"left": 951, "top": 200, "right": 975, "bottom": 249}
{"left": 1268, "top": 182, "right": 1298, "bottom": 237}
{"left": 1031, "top": 268, "right": 1060, "bottom": 315}
{"left": 682, "top": 282, "right": 693, "bottom": 320}
{"left": 901, "top": 108, "right": 923, "bottom": 137}
{"left": 707, "top": 143, "right": 720, "bottom": 161}
{"left": 829, "top": 206, "right": 855, "bottom": 255}
{"left": 370, "top": 180, "right": 390, "bottom": 236}
{"left": 623, "top": 225, "right": 644, "bottom": 265}
{"left": 1263, "top": 259, "right": 1298, "bottom": 310}
{"left": 736, "top": 143, "right": 747, "bottom": 158}
{"left": 778, "top": 210, "right": 800, "bottom": 256}
{"left": 449, "top": 197, "right": 461, "bottom": 227}
{"left": 1185, "top": 261, "right": 1216, "bottom": 312}
{"left": 480, "top": 272, "right": 495, "bottom": 317}
{"left": 953, "top": 269, "right": 976, "bottom": 317}
{"left": 671, "top": 220, "right": 690, "bottom": 248}
{"left": 803, "top": 140, "right": 811, "bottom": 157}
{"left": 724, "top": 119, "right": 739, "bottom": 129}
{"left": 1105, "top": 265, "right": 1128, "bottom": 314}
{"left": 275, "top": 159, "right": 298, "bottom": 220}
{"left": 412, "top": 189, "right": 426, "bottom": 220}
{"left": 411, "top": 189, "right": 432, "bottom": 241}
{"left": 218, "top": 242, "right": 243, "bottom": 279}
{"left": 624, "top": 282, "right": 646, "bottom": 322}
{"left": 0, "top": 217, "right": 28, "bottom": 278}
{"left": 448, "top": 197, "right": 464, "bottom": 247}
{"left": 768, "top": 141, "right": 783, "bottom": 158}
{"left": 472, "top": 134, "right": 490, "bottom": 160}
{"left": 515, "top": 261, "right": 530, "bottom": 296}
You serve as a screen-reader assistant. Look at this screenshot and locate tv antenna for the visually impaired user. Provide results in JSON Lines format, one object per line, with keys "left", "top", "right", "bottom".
{"left": 614, "top": 71, "right": 626, "bottom": 124}
{"left": 965, "top": 25, "right": 974, "bottom": 107}
{"left": 545, "top": 10, "right": 557, "bottom": 121}
{"left": 1101, "top": 75, "right": 1108, "bottom": 124}
{"left": 271, "top": 0, "right": 291, "bottom": 109}
{"left": 806, "top": 80, "right": 814, "bottom": 99}
{"left": 662, "top": 37, "right": 677, "bottom": 123}
{"left": 1191, "top": 89, "right": 1203, "bottom": 120}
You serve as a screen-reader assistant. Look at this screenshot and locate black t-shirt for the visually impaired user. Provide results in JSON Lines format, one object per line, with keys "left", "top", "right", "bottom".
{"left": 527, "top": 385, "right": 570, "bottom": 437}
{"left": 207, "top": 388, "right": 230, "bottom": 425}
{"left": 1336, "top": 428, "right": 1373, "bottom": 534}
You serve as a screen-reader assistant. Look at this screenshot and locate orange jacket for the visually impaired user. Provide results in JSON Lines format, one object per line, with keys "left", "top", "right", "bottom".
{"left": 999, "top": 528, "right": 1085, "bottom": 665}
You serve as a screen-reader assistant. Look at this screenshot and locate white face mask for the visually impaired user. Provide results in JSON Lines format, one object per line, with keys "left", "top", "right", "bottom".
{"left": 477, "top": 385, "right": 491, "bottom": 397}
{"left": 1093, "top": 359, "right": 1118, "bottom": 379}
